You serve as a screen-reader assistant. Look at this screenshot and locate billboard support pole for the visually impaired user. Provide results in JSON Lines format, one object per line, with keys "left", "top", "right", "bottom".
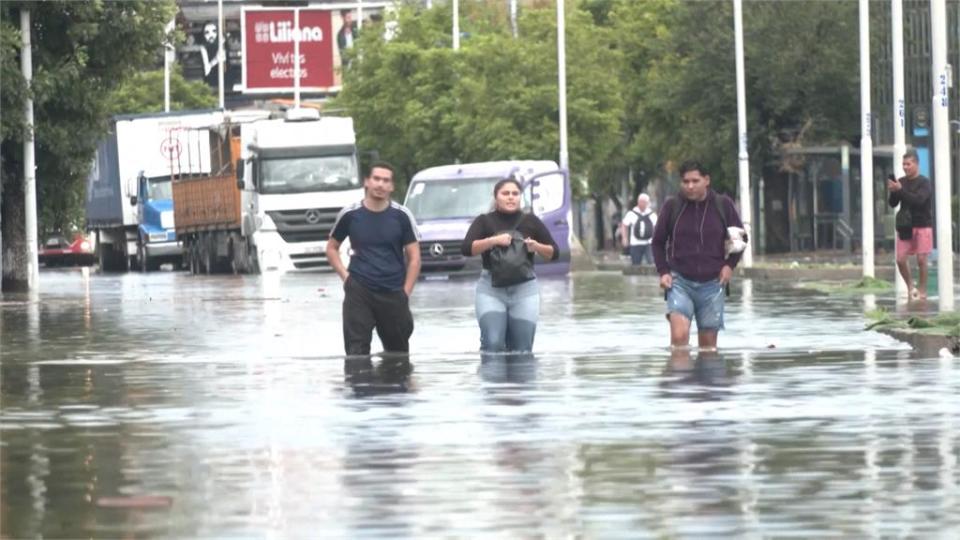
{"left": 294, "top": 8, "right": 301, "bottom": 108}
{"left": 217, "top": 0, "right": 225, "bottom": 109}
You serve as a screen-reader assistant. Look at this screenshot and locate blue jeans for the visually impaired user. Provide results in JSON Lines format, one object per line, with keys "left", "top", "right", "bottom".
{"left": 666, "top": 272, "right": 725, "bottom": 331}
{"left": 475, "top": 271, "right": 540, "bottom": 352}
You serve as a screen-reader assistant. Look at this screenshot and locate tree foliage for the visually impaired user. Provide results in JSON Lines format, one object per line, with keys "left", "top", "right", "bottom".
{"left": 108, "top": 67, "right": 217, "bottom": 117}
{"left": 611, "top": 0, "right": 859, "bottom": 191}
{"left": 335, "top": 2, "right": 624, "bottom": 196}
{"left": 340, "top": 0, "right": 863, "bottom": 199}
{"left": 1, "top": 0, "right": 176, "bottom": 239}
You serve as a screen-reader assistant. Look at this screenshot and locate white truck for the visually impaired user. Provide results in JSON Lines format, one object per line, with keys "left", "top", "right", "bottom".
{"left": 85, "top": 110, "right": 223, "bottom": 272}
{"left": 174, "top": 108, "right": 360, "bottom": 273}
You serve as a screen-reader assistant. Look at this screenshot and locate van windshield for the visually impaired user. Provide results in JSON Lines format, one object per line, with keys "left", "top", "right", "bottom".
{"left": 405, "top": 177, "right": 529, "bottom": 220}
{"left": 260, "top": 155, "right": 360, "bottom": 194}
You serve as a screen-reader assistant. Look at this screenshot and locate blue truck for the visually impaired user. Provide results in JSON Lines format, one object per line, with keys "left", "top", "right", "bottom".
{"left": 85, "top": 110, "right": 222, "bottom": 271}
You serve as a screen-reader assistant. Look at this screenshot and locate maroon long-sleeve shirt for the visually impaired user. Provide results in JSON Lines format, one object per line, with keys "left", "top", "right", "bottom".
{"left": 652, "top": 191, "right": 743, "bottom": 282}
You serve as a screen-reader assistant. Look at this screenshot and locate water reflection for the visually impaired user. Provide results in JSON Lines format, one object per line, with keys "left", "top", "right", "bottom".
{"left": 343, "top": 355, "right": 414, "bottom": 397}
{"left": 3, "top": 270, "right": 960, "bottom": 537}
{"left": 662, "top": 348, "right": 731, "bottom": 390}
{"left": 478, "top": 353, "right": 537, "bottom": 384}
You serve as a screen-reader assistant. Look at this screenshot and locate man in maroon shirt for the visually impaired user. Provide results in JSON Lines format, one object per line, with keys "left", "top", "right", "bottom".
{"left": 652, "top": 161, "right": 744, "bottom": 350}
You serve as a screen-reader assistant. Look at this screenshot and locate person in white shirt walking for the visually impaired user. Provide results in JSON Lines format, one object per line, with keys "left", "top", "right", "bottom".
{"left": 620, "top": 193, "right": 658, "bottom": 266}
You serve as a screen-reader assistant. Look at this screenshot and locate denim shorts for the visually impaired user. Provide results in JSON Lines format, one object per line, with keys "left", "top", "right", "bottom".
{"left": 666, "top": 272, "right": 725, "bottom": 330}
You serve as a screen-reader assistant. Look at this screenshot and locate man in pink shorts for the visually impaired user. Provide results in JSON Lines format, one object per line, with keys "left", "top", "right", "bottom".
{"left": 888, "top": 150, "right": 932, "bottom": 299}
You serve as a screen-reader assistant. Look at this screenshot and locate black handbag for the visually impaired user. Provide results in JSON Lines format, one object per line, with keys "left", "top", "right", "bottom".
{"left": 489, "top": 219, "right": 535, "bottom": 288}
{"left": 895, "top": 205, "right": 913, "bottom": 240}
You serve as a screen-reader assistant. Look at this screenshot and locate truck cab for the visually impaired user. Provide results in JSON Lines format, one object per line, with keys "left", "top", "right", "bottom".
{"left": 239, "top": 111, "right": 363, "bottom": 272}
{"left": 130, "top": 172, "right": 179, "bottom": 271}
{"left": 404, "top": 160, "right": 572, "bottom": 279}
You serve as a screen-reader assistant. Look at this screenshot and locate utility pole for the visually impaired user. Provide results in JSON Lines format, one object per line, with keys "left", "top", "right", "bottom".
{"left": 930, "top": 0, "right": 953, "bottom": 310}
{"left": 859, "top": 0, "right": 875, "bottom": 278}
{"left": 21, "top": 8, "right": 39, "bottom": 291}
{"left": 891, "top": 0, "right": 908, "bottom": 296}
{"left": 557, "top": 0, "right": 569, "bottom": 172}
{"left": 510, "top": 0, "right": 518, "bottom": 38}
{"left": 733, "top": 0, "right": 753, "bottom": 267}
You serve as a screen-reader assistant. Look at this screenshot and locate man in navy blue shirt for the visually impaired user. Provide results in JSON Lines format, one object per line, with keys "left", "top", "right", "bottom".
{"left": 327, "top": 162, "right": 421, "bottom": 356}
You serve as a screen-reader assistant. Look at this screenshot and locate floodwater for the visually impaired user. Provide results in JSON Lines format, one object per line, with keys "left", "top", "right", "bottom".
{"left": 2, "top": 268, "right": 958, "bottom": 538}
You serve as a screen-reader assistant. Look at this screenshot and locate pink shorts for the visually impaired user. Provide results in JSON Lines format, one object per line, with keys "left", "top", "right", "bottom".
{"left": 896, "top": 227, "right": 933, "bottom": 256}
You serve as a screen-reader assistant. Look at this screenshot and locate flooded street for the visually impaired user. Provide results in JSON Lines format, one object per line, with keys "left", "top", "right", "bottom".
{"left": 2, "top": 269, "right": 959, "bottom": 538}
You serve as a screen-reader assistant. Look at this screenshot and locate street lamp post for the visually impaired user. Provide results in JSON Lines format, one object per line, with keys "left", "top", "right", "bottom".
{"left": 453, "top": 0, "right": 460, "bottom": 50}
{"left": 891, "top": 0, "right": 908, "bottom": 296}
{"left": 557, "top": 0, "right": 568, "bottom": 172}
{"left": 733, "top": 0, "right": 753, "bottom": 267}
{"left": 930, "top": 0, "right": 953, "bottom": 310}
{"left": 859, "top": 0, "right": 875, "bottom": 278}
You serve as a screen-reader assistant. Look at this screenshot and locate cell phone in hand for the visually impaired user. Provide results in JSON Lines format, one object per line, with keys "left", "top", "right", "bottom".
{"left": 887, "top": 173, "right": 897, "bottom": 182}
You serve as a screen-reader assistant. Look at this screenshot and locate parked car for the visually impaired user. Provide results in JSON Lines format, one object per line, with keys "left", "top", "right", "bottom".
{"left": 39, "top": 233, "right": 96, "bottom": 267}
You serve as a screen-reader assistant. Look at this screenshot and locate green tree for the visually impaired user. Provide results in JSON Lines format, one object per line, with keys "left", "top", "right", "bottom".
{"left": 1, "top": 1, "right": 175, "bottom": 291}
{"left": 336, "top": 2, "right": 623, "bottom": 198}
{"left": 108, "top": 66, "right": 217, "bottom": 116}
{"left": 611, "top": 0, "right": 859, "bottom": 193}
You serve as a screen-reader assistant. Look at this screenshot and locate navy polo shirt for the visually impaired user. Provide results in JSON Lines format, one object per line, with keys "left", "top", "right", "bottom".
{"left": 330, "top": 201, "right": 420, "bottom": 292}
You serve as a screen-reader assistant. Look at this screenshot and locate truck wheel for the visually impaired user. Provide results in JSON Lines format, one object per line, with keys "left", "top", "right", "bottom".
{"left": 98, "top": 243, "right": 124, "bottom": 272}
{"left": 187, "top": 243, "right": 198, "bottom": 275}
{"left": 201, "top": 242, "right": 213, "bottom": 275}
{"left": 137, "top": 242, "right": 149, "bottom": 273}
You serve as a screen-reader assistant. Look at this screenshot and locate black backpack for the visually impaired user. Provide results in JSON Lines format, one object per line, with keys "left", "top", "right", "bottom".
{"left": 632, "top": 210, "right": 655, "bottom": 241}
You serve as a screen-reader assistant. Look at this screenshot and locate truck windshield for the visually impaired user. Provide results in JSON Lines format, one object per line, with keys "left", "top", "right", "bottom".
{"left": 146, "top": 178, "right": 173, "bottom": 201}
{"left": 405, "top": 177, "right": 529, "bottom": 220}
{"left": 259, "top": 155, "right": 359, "bottom": 194}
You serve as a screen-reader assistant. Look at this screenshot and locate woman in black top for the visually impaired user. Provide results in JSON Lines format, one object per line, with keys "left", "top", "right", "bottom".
{"left": 460, "top": 176, "right": 559, "bottom": 352}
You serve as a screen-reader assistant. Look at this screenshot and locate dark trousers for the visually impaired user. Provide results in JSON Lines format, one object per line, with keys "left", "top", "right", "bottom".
{"left": 343, "top": 277, "right": 414, "bottom": 356}
{"left": 629, "top": 244, "right": 652, "bottom": 265}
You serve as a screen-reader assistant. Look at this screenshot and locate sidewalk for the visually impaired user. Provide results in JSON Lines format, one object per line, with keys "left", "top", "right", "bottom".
{"left": 599, "top": 249, "right": 919, "bottom": 281}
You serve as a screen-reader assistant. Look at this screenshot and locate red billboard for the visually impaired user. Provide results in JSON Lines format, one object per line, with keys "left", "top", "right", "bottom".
{"left": 242, "top": 7, "right": 338, "bottom": 92}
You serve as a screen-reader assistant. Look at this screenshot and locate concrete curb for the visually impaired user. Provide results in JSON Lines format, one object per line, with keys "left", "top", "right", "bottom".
{"left": 614, "top": 264, "right": 898, "bottom": 282}
{"left": 876, "top": 327, "right": 960, "bottom": 356}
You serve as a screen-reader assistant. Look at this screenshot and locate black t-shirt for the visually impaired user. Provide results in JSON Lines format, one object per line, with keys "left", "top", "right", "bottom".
{"left": 330, "top": 201, "right": 420, "bottom": 292}
{"left": 460, "top": 210, "right": 560, "bottom": 271}
{"left": 888, "top": 174, "right": 932, "bottom": 227}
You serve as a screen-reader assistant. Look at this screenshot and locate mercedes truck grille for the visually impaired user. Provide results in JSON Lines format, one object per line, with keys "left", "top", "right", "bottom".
{"left": 267, "top": 208, "right": 340, "bottom": 243}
